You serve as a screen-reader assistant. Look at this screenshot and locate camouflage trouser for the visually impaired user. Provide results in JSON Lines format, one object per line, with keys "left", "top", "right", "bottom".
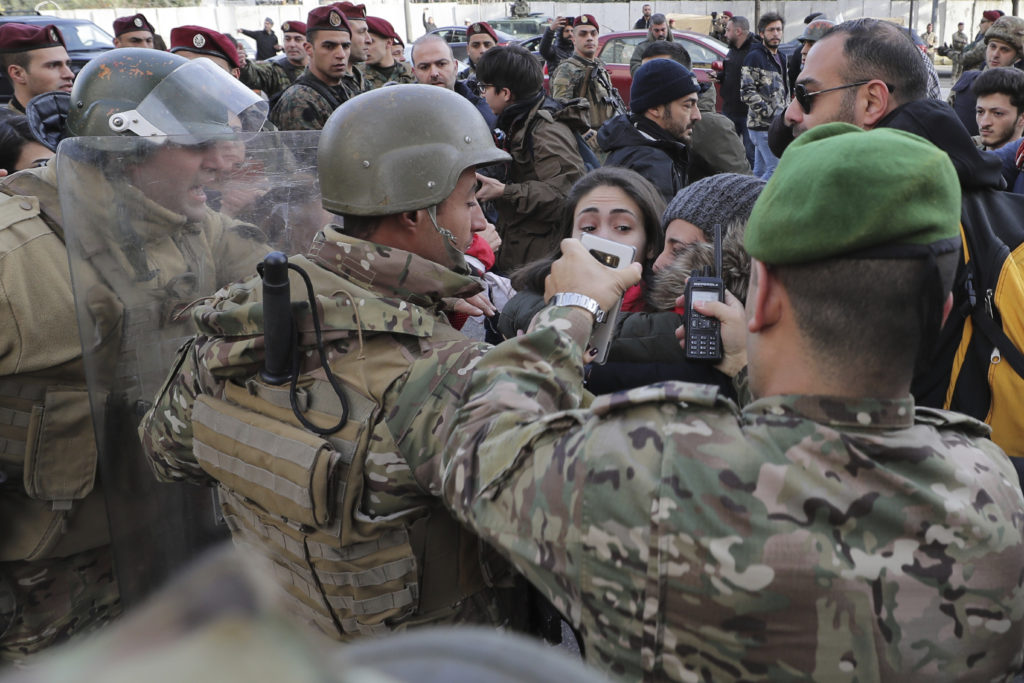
{"left": 0, "top": 546, "right": 121, "bottom": 664}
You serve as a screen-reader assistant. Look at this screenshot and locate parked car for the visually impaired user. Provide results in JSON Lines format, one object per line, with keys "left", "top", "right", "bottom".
{"left": 0, "top": 14, "right": 114, "bottom": 104}
{"left": 597, "top": 30, "right": 728, "bottom": 110}
{"left": 413, "top": 24, "right": 516, "bottom": 63}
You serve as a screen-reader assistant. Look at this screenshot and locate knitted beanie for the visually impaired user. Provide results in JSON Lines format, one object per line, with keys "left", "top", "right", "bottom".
{"left": 661, "top": 173, "right": 767, "bottom": 240}
{"left": 630, "top": 59, "right": 701, "bottom": 114}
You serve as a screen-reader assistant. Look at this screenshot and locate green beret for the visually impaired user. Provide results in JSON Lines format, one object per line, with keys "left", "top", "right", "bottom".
{"left": 744, "top": 122, "right": 961, "bottom": 265}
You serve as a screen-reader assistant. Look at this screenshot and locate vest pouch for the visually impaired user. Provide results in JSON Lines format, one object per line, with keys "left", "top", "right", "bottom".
{"left": 22, "top": 387, "right": 98, "bottom": 504}
{"left": 191, "top": 394, "right": 342, "bottom": 528}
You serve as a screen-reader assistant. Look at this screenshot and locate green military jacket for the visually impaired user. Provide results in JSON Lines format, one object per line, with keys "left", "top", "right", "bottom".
{"left": 140, "top": 228, "right": 515, "bottom": 640}
{"left": 270, "top": 70, "right": 349, "bottom": 131}
{"left": 363, "top": 60, "right": 416, "bottom": 90}
{"left": 550, "top": 54, "right": 626, "bottom": 129}
{"left": 239, "top": 57, "right": 304, "bottom": 98}
{"left": 427, "top": 305, "right": 1024, "bottom": 682}
{"left": 342, "top": 65, "right": 368, "bottom": 99}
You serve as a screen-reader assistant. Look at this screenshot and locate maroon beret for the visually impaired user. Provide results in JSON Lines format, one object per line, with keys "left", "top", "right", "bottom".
{"left": 280, "top": 20, "right": 307, "bottom": 35}
{"left": 169, "top": 25, "right": 240, "bottom": 70}
{"left": 723, "top": 11, "right": 734, "bottom": 18}
{"left": 365, "top": 16, "right": 399, "bottom": 41}
{"left": 0, "top": 23, "right": 66, "bottom": 53}
{"left": 335, "top": 2, "right": 367, "bottom": 20}
{"left": 113, "top": 13, "right": 154, "bottom": 37}
{"left": 307, "top": 5, "right": 352, "bottom": 34}
{"left": 983, "top": 10, "right": 1006, "bottom": 21}
{"left": 573, "top": 15, "right": 599, "bottom": 31}
{"left": 467, "top": 21, "right": 499, "bottom": 42}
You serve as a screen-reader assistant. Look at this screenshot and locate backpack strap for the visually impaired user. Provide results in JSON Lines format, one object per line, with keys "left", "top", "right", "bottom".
{"left": 971, "top": 296, "right": 1024, "bottom": 376}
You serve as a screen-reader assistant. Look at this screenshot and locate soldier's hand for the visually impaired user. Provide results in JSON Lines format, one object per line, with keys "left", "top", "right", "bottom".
{"left": 475, "top": 173, "right": 506, "bottom": 201}
{"left": 545, "top": 239, "right": 642, "bottom": 317}
{"left": 480, "top": 222, "right": 502, "bottom": 252}
{"left": 674, "top": 289, "right": 747, "bottom": 376}
{"left": 454, "top": 292, "right": 497, "bottom": 317}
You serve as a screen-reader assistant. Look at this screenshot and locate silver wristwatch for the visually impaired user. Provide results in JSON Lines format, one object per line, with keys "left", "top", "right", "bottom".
{"left": 548, "top": 292, "right": 606, "bottom": 323}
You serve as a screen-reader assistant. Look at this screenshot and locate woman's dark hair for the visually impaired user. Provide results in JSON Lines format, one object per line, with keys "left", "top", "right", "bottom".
{"left": 511, "top": 167, "right": 666, "bottom": 292}
{"left": 0, "top": 115, "right": 41, "bottom": 172}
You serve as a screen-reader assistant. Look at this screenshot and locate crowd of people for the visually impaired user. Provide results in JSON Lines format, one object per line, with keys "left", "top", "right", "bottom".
{"left": 1, "top": 5, "right": 1024, "bottom": 682}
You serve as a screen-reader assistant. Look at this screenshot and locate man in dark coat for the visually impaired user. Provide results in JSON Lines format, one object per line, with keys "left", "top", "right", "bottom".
{"left": 599, "top": 59, "right": 702, "bottom": 202}
{"left": 719, "top": 15, "right": 756, "bottom": 165}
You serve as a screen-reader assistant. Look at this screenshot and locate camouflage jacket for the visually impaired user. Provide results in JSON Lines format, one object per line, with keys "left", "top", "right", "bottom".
{"left": 270, "top": 70, "right": 349, "bottom": 131}
{"left": 342, "top": 65, "right": 368, "bottom": 99}
{"left": 363, "top": 60, "right": 416, "bottom": 90}
{"left": 740, "top": 41, "right": 790, "bottom": 130}
{"left": 140, "top": 228, "right": 516, "bottom": 640}
{"left": 952, "top": 30, "right": 970, "bottom": 51}
{"left": 427, "top": 305, "right": 1024, "bottom": 682}
{"left": 239, "top": 57, "right": 304, "bottom": 98}
{"left": 550, "top": 54, "right": 626, "bottom": 129}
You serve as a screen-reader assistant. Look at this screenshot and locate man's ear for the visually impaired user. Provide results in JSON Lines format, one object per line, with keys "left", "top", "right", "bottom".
{"left": 748, "top": 260, "right": 783, "bottom": 333}
{"left": 861, "top": 79, "right": 893, "bottom": 128}
{"left": 7, "top": 63, "right": 26, "bottom": 85}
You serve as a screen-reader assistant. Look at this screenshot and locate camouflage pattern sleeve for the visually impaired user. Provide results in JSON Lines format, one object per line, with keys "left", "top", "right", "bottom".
{"left": 549, "top": 59, "right": 579, "bottom": 102}
{"left": 739, "top": 64, "right": 772, "bottom": 125}
{"left": 239, "top": 60, "right": 291, "bottom": 97}
{"left": 269, "top": 85, "right": 334, "bottom": 131}
{"left": 138, "top": 336, "right": 210, "bottom": 484}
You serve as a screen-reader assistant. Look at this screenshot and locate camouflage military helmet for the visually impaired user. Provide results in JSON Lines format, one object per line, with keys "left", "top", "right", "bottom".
{"left": 318, "top": 84, "right": 510, "bottom": 216}
{"left": 985, "top": 15, "right": 1024, "bottom": 54}
{"left": 798, "top": 19, "right": 834, "bottom": 43}
{"left": 67, "top": 48, "right": 268, "bottom": 143}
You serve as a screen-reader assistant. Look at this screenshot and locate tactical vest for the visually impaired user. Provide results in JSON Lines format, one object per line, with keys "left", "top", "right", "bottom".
{"left": 0, "top": 186, "right": 110, "bottom": 562}
{"left": 188, "top": 266, "right": 503, "bottom": 639}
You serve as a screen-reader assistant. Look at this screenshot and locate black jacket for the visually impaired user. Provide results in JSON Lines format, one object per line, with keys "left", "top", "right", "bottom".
{"left": 538, "top": 27, "right": 573, "bottom": 74}
{"left": 598, "top": 113, "right": 688, "bottom": 203}
{"left": 950, "top": 69, "right": 982, "bottom": 136}
{"left": 721, "top": 33, "right": 756, "bottom": 119}
{"left": 240, "top": 28, "right": 280, "bottom": 61}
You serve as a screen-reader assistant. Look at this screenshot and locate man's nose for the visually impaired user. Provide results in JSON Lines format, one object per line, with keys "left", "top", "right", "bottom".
{"left": 784, "top": 98, "right": 803, "bottom": 126}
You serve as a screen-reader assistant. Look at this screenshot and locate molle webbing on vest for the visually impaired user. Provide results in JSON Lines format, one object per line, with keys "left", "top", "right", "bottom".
{"left": 0, "top": 379, "right": 45, "bottom": 460}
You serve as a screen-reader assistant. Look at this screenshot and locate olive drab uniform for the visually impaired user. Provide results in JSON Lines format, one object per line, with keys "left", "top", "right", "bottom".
{"left": 0, "top": 165, "right": 121, "bottom": 662}
{"left": 271, "top": 69, "right": 350, "bottom": 131}
{"left": 550, "top": 54, "right": 626, "bottom": 130}
{"left": 363, "top": 60, "right": 416, "bottom": 90}
{"left": 140, "top": 228, "right": 517, "bottom": 640}
{"left": 951, "top": 28, "right": 970, "bottom": 81}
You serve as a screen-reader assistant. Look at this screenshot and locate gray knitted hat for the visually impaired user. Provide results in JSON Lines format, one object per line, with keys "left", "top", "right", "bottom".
{"left": 662, "top": 173, "right": 767, "bottom": 241}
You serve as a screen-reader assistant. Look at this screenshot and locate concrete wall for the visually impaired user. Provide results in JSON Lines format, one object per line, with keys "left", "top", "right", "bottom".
{"left": 53, "top": 1, "right": 1012, "bottom": 49}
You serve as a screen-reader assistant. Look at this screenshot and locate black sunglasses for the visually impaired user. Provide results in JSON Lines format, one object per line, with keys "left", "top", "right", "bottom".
{"left": 793, "top": 80, "right": 894, "bottom": 114}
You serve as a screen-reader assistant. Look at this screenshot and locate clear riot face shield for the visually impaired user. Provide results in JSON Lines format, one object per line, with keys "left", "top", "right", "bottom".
{"left": 57, "top": 129, "right": 327, "bottom": 606}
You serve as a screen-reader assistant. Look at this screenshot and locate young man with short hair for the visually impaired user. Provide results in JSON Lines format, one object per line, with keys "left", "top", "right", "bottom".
{"left": 239, "top": 20, "right": 309, "bottom": 101}
{"left": 740, "top": 11, "right": 788, "bottom": 178}
{"left": 363, "top": 16, "right": 414, "bottom": 88}
{"left": 0, "top": 23, "right": 73, "bottom": 114}
{"left": 950, "top": 15, "right": 1024, "bottom": 135}
{"left": 112, "top": 13, "right": 155, "bottom": 48}
{"left": 550, "top": 15, "right": 627, "bottom": 132}
{"left": 473, "top": 45, "right": 587, "bottom": 273}
{"left": 973, "top": 66, "right": 1024, "bottom": 149}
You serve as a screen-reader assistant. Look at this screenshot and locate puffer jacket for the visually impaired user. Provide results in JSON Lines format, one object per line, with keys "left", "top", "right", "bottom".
{"left": 598, "top": 113, "right": 689, "bottom": 203}
{"left": 740, "top": 41, "right": 789, "bottom": 130}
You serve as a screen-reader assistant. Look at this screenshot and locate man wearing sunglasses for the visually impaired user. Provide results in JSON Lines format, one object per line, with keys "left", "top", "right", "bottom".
{"left": 785, "top": 17, "right": 1024, "bottom": 471}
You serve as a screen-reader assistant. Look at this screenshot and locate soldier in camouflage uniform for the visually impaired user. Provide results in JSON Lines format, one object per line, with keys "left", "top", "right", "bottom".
{"left": 239, "top": 20, "right": 309, "bottom": 102}
{"left": 550, "top": 15, "right": 626, "bottom": 133}
{"left": 0, "top": 24, "right": 74, "bottom": 115}
{"left": 336, "top": 2, "right": 370, "bottom": 99}
{"left": 362, "top": 16, "right": 415, "bottom": 90}
{"left": 951, "top": 21, "right": 970, "bottom": 81}
{"left": 0, "top": 48, "right": 269, "bottom": 663}
{"left": 457, "top": 21, "right": 499, "bottom": 82}
{"left": 430, "top": 123, "right": 1024, "bottom": 681}
{"left": 271, "top": 6, "right": 352, "bottom": 131}
{"left": 140, "top": 85, "right": 531, "bottom": 643}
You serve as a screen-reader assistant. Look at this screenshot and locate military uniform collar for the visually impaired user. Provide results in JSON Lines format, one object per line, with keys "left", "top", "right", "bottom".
{"left": 308, "top": 227, "right": 482, "bottom": 307}
{"left": 744, "top": 394, "right": 916, "bottom": 429}
{"left": 571, "top": 54, "right": 598, "bottom": 66}
{"left": 6, "top": 97, "right": 26, "bottom": 114}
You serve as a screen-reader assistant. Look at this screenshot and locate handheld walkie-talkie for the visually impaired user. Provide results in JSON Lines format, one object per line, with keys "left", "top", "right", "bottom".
{"left": 683, "top": 224, "right": 725, "bottom": 362}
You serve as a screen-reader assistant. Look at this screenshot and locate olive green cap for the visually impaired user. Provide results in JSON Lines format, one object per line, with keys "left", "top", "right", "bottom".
{"left": 744, "top": 122, "right": 961, "bottom": 265}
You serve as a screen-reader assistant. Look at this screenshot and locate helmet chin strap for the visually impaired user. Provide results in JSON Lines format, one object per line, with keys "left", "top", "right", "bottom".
{"left": 426, "top": 204, "right": 469, "bottom": 273}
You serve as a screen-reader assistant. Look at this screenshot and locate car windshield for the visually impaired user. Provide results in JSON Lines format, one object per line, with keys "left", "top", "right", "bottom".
{"left": 57, "top": 22, "right": 114, "bottom": 50}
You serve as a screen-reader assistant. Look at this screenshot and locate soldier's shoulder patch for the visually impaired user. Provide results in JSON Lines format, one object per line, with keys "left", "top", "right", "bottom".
{"left": 590, "top": 381, "right": 734, "bottom": 417}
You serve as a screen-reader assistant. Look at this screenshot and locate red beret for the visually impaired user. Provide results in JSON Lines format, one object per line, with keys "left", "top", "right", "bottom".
{"left": 307, "top": 5, "right": 352, "bottom": 34}
{"left": 335, "top": 2, "right": 367, "bottom": 20}
{"left": 280, "top": 20, "right": 307, "bottom": 35}
{"left": 170, "top": 25, "right": 240, "bottom": 70}
{"left": 0, "top": 23, "right": 66, "bottom": 53}
{"left": 365, "top": 16, "right": 400, "bottom": 41}
{"left": 113, "top": 13, "right": 154, "bottom": 37}
{"left": 983, "top": 10, "right": 1006, "bottom": 21}
{"left": 467, "top": 21, "right": 499, "bottom": 42}
{"left": 573, "top": 15, "right": 599, "bottom": 31}
{"left": 723, "top": 11, "right": 734, "bottom": 18}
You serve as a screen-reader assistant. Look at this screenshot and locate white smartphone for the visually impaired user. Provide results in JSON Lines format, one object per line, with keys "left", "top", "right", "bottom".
{"left": 578, "top": 233, "right": 636, "bottom": 365}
